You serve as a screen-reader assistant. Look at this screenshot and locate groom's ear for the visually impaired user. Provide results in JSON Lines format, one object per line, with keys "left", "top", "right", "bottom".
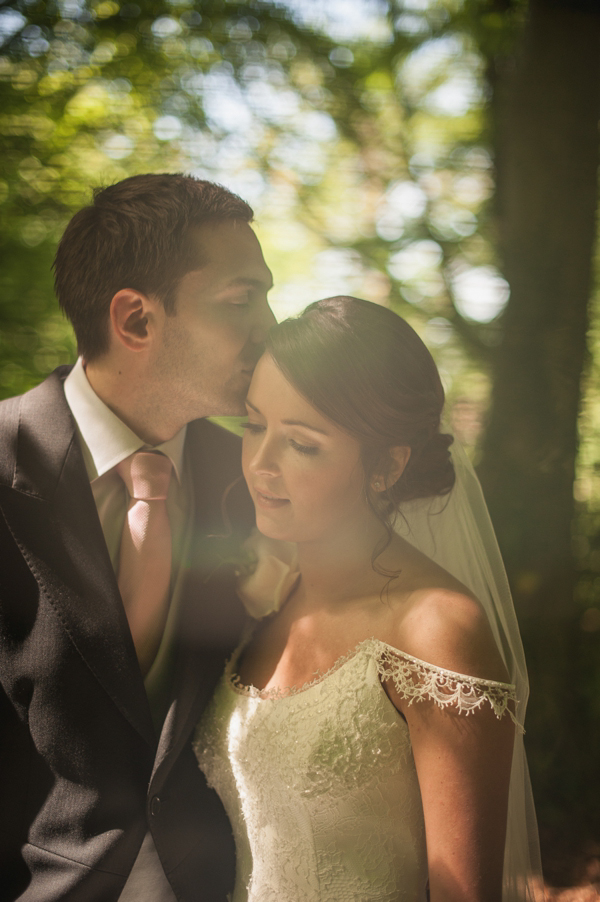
{"left": 109, "top": 289, "right": 161, "bottom": 352}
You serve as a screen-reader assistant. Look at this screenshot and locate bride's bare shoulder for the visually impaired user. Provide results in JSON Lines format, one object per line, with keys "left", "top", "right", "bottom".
{"left": 384, "top": 543, "right": 509, "bottom": 684}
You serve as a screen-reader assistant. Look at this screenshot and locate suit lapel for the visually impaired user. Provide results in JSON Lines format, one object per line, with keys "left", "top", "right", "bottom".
{"left": 151, "top": 419, "right": 251, "bottom": 783}
{"left": 4, "top": 369, "right": 155, "bottom": 747}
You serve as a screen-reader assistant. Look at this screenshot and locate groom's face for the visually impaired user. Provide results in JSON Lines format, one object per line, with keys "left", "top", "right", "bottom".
{"left": 156, "top": 219, "right": 275, "bottom": 419}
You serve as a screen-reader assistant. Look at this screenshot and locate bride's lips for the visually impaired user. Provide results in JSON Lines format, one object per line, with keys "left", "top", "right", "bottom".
{"left": 253, "top": 488, "right": 290, "bottom": 509}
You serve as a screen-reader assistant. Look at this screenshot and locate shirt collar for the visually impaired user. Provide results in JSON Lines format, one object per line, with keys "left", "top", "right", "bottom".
{"left": 63, "top": 358, "right": 187, "bottom": 483}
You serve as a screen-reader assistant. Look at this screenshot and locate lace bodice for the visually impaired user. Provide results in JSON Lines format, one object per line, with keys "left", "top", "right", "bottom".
{"left": 194, "top": 637, "right": 517, "bottom": 902}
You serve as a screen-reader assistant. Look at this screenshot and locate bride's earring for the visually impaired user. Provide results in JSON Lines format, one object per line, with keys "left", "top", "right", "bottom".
{"left": 373, "top": 480, "right": 382, "bottom": 491}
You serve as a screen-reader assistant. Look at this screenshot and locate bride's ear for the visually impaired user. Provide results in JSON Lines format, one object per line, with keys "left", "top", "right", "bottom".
{"left": 371, "top": 446, "right": 411, "bottom": 493}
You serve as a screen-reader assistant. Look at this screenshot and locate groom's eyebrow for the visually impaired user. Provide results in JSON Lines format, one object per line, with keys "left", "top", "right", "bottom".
{"left": 245, "top": 400, "right": 329, "bottom": 435}
{"left": 229, "top": 275, "right": 274, "bottom": 290}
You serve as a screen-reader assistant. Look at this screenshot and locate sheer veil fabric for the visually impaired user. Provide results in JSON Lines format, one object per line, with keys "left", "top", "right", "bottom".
{"left": 397, "top": 441, "right": 544, "bottom": 901}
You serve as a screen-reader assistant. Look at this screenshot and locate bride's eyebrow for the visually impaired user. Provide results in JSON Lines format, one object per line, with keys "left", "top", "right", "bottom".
{"left": 245, "top": 399, "right": 262, "bottom": 414}
{"left": 281, "top": 419, "right": 329, "bottom": 436}
{"left": 245, "top": 399, "right": 330, "bottom": 436}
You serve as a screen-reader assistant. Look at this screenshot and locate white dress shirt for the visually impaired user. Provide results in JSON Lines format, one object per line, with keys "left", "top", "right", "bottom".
{"left": 64, "top": 358, "right": 186, "bottom": 902}
{"left": 64, "top": 357, "right": 188, "bottom": 572}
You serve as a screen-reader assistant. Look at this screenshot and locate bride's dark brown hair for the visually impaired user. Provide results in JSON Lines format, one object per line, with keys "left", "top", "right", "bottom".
{"left": 266, "top": 296, "right": 455, "bottom": 524}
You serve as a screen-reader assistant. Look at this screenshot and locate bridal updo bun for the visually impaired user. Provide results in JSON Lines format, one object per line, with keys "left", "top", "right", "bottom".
{"left": 266, "top": 296, "right": 455, "bottom": 515}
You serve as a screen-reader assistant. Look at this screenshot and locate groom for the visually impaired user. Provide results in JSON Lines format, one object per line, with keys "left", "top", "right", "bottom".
{"left": 0, "top": 174, "right": 274, "bottom": 901}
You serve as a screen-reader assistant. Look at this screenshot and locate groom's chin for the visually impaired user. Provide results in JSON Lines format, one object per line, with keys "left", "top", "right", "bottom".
{"left": 209, "top": 394, "right": 249, "bottom": 420}
{"left": 221, "top": 374, "right": 254, "bottom": 416}
{"left": 222, "top": 393, "right": 250, "bottom": 418}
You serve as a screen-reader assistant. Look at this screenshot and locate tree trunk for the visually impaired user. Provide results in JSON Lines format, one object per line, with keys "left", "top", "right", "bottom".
{"left": 479, "top": 0, "right": 600, "bottom": 866}
{"left": 481, "top": 0, "right": 600, "bottom": 622}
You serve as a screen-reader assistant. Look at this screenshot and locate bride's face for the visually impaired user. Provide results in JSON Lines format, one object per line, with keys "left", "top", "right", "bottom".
{"left": 242, "top": 353, "right": 370, "bottom": 544}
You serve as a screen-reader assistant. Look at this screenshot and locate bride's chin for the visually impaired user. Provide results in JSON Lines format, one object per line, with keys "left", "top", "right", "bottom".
{"left": 254, "top": 514, "right": 295, "bottom": 543}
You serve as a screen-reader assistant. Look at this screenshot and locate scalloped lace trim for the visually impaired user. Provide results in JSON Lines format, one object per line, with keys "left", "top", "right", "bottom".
{"left": 227, "top": 637, "right": 522, "bottom": 730}
{"left": 374, "top": 643, "right": 521, "bottom": 728}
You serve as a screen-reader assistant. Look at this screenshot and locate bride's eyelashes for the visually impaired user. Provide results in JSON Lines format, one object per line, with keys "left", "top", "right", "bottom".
{"left": 241, "top": 422, "right": 319, "bottom": 456}
{"left": 240, "top": 421, "right": 264, "bottom": 434}
{"left": 289, "top": 439, "right": 319, "bottom": 456}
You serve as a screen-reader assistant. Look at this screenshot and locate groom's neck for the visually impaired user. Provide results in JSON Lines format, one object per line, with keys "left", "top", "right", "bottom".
{"left": 84, "top": 357, "right": 183, "bottom": 446}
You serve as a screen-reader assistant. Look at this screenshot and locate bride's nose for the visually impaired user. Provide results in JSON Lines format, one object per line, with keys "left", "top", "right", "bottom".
{"left": 247, "top": 435, "right": 280, "bottom": 477}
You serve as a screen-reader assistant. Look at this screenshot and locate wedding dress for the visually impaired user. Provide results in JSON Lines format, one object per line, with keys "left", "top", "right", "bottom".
{"left": 194, "top": 443, "right": 543, "bottom": 902}
{"left": 195, "top": 635, "right": 518, "bottom": 902}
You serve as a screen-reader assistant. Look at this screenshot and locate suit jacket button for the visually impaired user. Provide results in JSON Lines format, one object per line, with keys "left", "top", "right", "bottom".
{"left": 150, "top": 796, "right": 162, "bottom": 817}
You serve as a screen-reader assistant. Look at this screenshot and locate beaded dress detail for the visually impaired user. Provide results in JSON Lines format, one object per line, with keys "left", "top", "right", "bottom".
{"left": 194, "top": 636, "right": 518, "bottom": 902}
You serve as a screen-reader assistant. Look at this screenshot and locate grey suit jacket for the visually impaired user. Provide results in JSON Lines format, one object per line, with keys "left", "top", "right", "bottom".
{"left": 0, "top": 367, "right": 253, "bottom": 902}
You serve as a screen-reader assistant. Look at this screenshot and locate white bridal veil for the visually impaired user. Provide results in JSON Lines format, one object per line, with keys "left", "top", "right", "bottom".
{"left": 398, "top": 441, "right": 545, "bottom": 901}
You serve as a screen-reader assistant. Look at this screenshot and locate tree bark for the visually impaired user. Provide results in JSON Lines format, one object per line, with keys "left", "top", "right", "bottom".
{"left": 480, "top": 0, "right": 600, "bottom": 622}
{"left": 479, "top": 0, "right": 600, "bottom": 861}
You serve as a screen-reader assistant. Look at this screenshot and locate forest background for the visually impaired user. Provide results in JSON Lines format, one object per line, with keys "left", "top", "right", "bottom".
{"left": 1, "top": 0, "right": 599, "bottom": 892}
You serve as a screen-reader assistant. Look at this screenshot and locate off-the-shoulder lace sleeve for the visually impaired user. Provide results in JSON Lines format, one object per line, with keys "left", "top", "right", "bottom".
{"left": 374, "top": 640, "right": 522, "bottom": 731}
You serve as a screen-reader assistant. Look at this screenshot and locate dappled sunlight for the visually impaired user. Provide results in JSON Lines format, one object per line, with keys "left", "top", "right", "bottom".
{"left": 0, "top": 0, "right": 599, "bottom": 888}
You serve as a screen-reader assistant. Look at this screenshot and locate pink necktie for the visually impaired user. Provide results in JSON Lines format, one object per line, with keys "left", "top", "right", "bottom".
{"left": 116, "top": 451, "right": 173, "bottom": 677}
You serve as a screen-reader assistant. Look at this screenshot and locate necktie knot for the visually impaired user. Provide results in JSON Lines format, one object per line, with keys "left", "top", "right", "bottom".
{"left": 117, "top": 451, "right": 173, "bottom": 502}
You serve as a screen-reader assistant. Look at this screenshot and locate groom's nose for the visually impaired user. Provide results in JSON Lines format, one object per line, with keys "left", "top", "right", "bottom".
{"left": 249, "top": 296, "right": 276, "bottom": 346}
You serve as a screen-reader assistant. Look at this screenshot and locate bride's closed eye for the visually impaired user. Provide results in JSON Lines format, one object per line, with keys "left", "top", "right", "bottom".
{"left": 289, "top": 439, "right": 319, "bottom": 456}
{"left": 241, "top": 421, "right": 264, "bottom": 434}
{"left": 241, "top": 422, "right": 319, "bottom": 456}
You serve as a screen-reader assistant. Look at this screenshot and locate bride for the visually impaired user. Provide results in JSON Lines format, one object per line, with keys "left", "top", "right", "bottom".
{"left": 195, "top": 296, "right": 543, "bottom": 902}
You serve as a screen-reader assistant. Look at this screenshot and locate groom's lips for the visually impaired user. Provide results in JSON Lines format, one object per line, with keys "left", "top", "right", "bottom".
{"left": 253, "top": 488, "right": 289, "bottom": 509}
{"left": 241, "top": 354, "right": 262, "bottom": 374}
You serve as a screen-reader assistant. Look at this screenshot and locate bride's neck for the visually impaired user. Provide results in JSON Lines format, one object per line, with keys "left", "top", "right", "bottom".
{"left": 295, "top": 515, "right": 392, "bottom": 605}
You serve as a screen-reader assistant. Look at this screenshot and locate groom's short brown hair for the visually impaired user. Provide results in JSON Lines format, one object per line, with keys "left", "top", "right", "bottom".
{"left": 53, "top": 173, "right": 253, "bottom": 362}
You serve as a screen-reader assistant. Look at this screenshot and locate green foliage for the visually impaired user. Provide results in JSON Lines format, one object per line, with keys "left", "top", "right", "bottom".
{"left": 1, "top": 0, "right": 600, "bottom": 876}
{"left": 1, "top": 0, "right": 597, "bottom": 515}
{"left": 0, "top": 0, "right": 521, "bottom": 411}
